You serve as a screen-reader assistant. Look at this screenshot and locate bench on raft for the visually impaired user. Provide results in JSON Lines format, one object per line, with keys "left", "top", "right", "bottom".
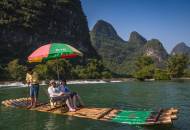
{"left": 1, "top": 97, "right": 179, "bottom": 126}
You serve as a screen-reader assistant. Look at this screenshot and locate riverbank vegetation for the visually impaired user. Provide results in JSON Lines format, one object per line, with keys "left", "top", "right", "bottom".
{"left": 133, "top": 54, "right": 190, "bottom": 80}
{"left": 1, "top": 54, "right": 189, "bottom": 81}
{"left": 3, "top": 59, "right": 112, "bottom": 81}
{"left": 1, "top": 0, "right": 190, "bottom": 82}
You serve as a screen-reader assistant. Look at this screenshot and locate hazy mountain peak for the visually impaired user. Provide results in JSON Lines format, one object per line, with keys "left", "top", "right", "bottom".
{"left": 147, "top": 39, "right": 162, "bottom": 45}
{"left": 171, "top": 42, "right": 190, "bottom": 56}
{"left": 173, "top": 42, "right": 189, "bottom": 49}
{"left": 91, "top": 20, "right": 124, "bottom": 41}
{"left": 177, "top": 42, "right": 187, "bottom": 46}
{"left": 145, "top": 39, "right": 166, "bottom": 51}
{"left": 128, "top": 31, "right": 147, "bottom": 45}
{"left": 90, "top": 20, "right": 170, "bottom": 73}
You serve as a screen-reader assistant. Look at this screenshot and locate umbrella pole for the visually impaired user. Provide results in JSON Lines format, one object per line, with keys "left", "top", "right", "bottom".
{"left": 56, "top": 59, "right": 60, "bottom": 81}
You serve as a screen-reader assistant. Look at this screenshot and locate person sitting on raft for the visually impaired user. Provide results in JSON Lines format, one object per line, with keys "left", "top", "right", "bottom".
{"left": 48, "top": 80, "right": 76, "bottom": 112}
{"left": 58, "top": 79, "right": 84, "bottom": 109}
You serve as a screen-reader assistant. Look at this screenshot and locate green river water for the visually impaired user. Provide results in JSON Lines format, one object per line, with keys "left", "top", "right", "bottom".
{"left": 0, "top": 81, "right": 189, "bottom": 130}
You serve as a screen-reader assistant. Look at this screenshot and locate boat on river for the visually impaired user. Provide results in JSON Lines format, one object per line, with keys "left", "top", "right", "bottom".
{"left": 1, "top": 97, "right": 179, "bottom": 126}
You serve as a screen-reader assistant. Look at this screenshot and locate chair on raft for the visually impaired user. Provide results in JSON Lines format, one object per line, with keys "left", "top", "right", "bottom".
{"left": 45, "top": 86, "right": 68, "bottom": 110}
{"left": 49, "top": 97, "right": 67, "bottom": 108}
{"left": 49, "top": 98, "right": 69, "bottom": 113}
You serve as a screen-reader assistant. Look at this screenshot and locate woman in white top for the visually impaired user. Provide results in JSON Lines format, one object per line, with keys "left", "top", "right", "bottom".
{"left": 48, "top": 80, "right": 76, "bottom": 112}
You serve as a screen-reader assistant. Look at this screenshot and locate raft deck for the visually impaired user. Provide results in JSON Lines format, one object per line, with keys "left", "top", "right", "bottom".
{"left": 1, "top": 98, "right": 179, "bottom": 126}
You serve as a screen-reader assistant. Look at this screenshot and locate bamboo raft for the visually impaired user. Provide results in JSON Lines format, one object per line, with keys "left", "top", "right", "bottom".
{"left": 1, "top": 98, "right": 179, "bottom": 126}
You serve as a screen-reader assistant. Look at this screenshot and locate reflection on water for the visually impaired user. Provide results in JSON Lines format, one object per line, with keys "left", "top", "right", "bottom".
{"left": 0, "top": 81, "right": 190, "bottom": 130}
{"left": 45, "top": 114, "right": 77, "bottom": 130}
{"left": 45, "top": 115, "right": 57, "bottom": 130}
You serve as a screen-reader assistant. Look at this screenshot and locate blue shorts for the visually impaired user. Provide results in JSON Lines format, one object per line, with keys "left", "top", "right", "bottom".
{"left": 30, "top": 84, "right": 39, "bottom": 98}
{"left": 70, "top": 92, "right": 77, "bottom": 98}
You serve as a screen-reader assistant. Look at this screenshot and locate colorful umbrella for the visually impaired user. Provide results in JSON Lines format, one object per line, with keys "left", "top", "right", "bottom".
{"left": 28, "top": 43, "right": 83, "bottom": 80}
{"left": 28, "top": 43, "right": 83, "bottom": 63}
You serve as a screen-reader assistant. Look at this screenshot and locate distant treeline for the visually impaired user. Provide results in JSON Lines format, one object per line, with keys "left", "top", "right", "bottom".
{"left": 0, "top": 54, "right": 189, "bottom": 81}
{"left": 133, "top": 54, "right": 190, "bottom": 80}
{"left": 0, "top": 59, "right": 112, "bottom": 81}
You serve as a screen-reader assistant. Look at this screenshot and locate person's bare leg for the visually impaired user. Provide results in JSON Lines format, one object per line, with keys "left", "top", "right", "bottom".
{"left": 28, "top": 97, "right": 34, "bottom": 108}
{"left": 33, "top": 85, "right": 39, "bottom": 107}
{"left": 31, "top": 98, "right": 34, "bottom": 106}
{"left": 73, "top": 96, "right": 77, "bottom": 109}
{"left": 33, "top": 97, "right": 37, "bottom": 107}
{"left": 67, "top": 96, "right": 74, "bottom": 107}
{"left": 65, "top": 99, "right": 76, "bottom": 112}
{"left": 76, "top": 95, "right": 84, "bottom": 106}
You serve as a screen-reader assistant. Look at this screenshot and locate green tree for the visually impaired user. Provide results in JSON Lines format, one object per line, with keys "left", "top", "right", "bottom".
{"left": 72, "top": 59, "right": 101, "bottom": 79}
{"left": 6, "top": 59, "right": 27, "bottom": 81}
{"left": 154, "top": 69, "right": 170, "bottom": 80}
{"left": 31, "top": 59, "right": 113, "bottom": 80}
{"left": 71, "top": 59, "right": 112, "bottom": 79}
{"left": 133, "top": 56, "right": 155, "bottom": 80}
{"left": 135, "top": 56, "right": 154, "bottom": 70}
{"left": 46, "top": 59, "right": 72, "bottom": 79}
{"left": 184, "top": 69, "right": 190, "bottom": 77}
{"left": 33, "top": 64, "right": 48, "bottom": 80}
{"left": 167, "top": 54, "right": 189, "bottom": 78}
{"left": 134, "top": 65, "right": 155, "bottom": 80}
{"left": 85, "top": 59, "right": 103, "bottom": 79}
{"left": 101, "top": 71, "right": 112, "bottom": 78}
{"left": 71, "top": 65, "right": 86, "bottom": 79}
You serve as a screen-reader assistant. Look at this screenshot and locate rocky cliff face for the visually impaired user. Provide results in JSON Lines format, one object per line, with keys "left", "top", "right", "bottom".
{"left": 0, "top": 0, "right": 98, "bottom": 65}
{"left": 171, "top": 42, "right": 190, "bottom": 57}
{"left": 143, "top": 39, "right": 168, "bottom": 66}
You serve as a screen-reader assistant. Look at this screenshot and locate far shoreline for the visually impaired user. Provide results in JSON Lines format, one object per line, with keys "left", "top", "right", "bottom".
{"left": 0, "top": 77, "right": 190, "bottom": 88}
{"left": 0, "top": 78, "right": 135, "bottom": 87}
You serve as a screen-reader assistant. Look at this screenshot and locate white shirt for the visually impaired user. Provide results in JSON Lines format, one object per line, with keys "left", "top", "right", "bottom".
{"left": 48, "top": 86, "right": 62, "bottom": 98}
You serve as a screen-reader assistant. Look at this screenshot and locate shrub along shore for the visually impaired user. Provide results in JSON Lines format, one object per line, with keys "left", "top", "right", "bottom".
{"left": 1, "top": 54, "right": 190, "bottom": 82}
